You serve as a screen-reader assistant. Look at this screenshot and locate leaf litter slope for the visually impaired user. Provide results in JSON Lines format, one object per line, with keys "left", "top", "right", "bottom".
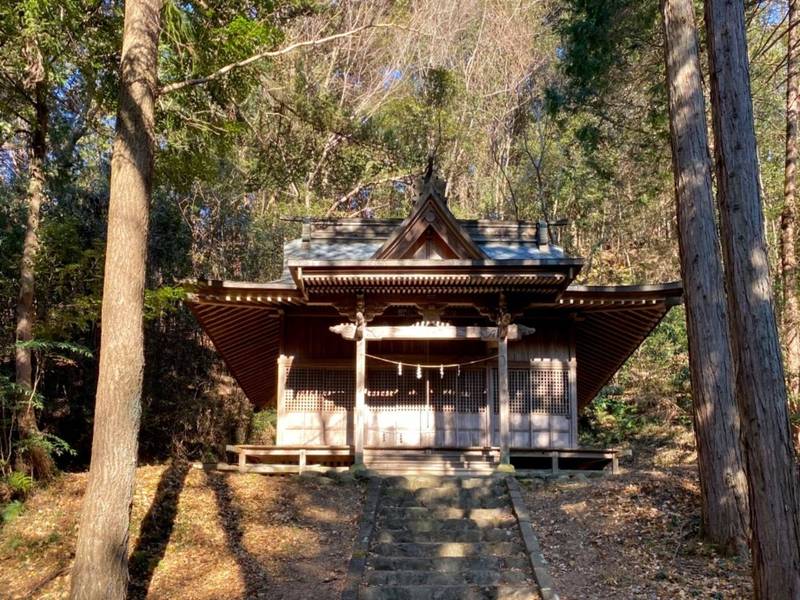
{"left": 0, "top": 465, "right": 364, "bottom": 599}
{"left": 520, "top": 426, "right": 751, "bottom": 600}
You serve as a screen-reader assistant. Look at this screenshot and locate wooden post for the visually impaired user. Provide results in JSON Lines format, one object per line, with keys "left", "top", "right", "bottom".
{"left": 568, "top": 319, "right": 579, "bottom": 449}
{"left": 498, "top": 334, "right": 510, "bottom": 465}
{"left": 276, "top": 354, "right": 291, "bottom": 446}
{"left": 299, "top": 449, "right": 306, "bottom": 474}
{"left": 486, "top": 365, "right": 495, "bottom": 448}
{"left": 354, "top": 335, "right": 366, "bottom": 466}
{"left": 238, "top": 450, "right": 247, "bottom": 473}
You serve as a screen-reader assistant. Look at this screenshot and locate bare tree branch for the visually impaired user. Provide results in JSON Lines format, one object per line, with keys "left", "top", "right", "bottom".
{"left": 159, "top": 23, "right": 399, "bottom": 96}
{"left": 326, "top": 173, "right": 413, "bottom": 217}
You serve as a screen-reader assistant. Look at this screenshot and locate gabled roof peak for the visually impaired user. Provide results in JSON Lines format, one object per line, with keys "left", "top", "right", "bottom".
{"left": 413, "top": 166, "right": 447, "bottom": 205}
{"left": 372, "top": 169, "right": 485, "bottom": 260}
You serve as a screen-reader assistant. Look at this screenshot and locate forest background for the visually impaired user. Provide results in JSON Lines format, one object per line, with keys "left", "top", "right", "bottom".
{"left": 0, "top": 0, "right": 794, "bottom": 480}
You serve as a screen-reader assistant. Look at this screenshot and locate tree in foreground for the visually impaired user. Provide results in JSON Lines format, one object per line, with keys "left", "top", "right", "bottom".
{"left": 14, "top": 48, "right": 54, "bottom": 481}
{"left": 782, "top": 0, "right": 800, "bottom": 408}
{"left": 660, "top": 0, "right": 749, "bottom": 554}
{"left": 704, "top": 0, "right": 800, "bottom": 596}
{"left": 69, "top": 0, "right": 164, "bottom": 597}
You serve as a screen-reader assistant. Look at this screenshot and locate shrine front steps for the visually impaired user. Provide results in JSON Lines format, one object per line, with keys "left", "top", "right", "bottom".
{"left": 363, "top": 449, "right": 499, "bottom": 477}
{"left": 358, "top": 476, "right": 543, "bottom": 600}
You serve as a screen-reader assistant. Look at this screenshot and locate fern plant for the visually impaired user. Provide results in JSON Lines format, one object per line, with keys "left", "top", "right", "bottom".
{"left": 5, "top": 471, "right": 33, "bottom": 496}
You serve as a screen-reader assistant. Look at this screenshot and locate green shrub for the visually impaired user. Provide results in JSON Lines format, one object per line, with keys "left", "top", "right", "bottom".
{"left": 581, "top": 390, "right": 642, "bottom": 447}
{"left": 1, "top": 500, "right": 24, "bottom": 525}
{"left": 248, "top": 409, "right": 276, "bottom": 445}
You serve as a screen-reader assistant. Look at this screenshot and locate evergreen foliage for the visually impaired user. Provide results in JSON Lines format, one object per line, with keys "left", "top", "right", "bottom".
{"left": 0, "top": 0, "right": 795, "bottom": 477}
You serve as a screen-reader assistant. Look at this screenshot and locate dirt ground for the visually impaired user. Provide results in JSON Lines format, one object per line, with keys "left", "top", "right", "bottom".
{"left": 0, "top": 427, "right": 755, "bottom": 600}
{"left": 0, "top": 465, "right": 364, "bottom": 600}
{"left": 520, "top": 427, "right": 752, "bottom": 600}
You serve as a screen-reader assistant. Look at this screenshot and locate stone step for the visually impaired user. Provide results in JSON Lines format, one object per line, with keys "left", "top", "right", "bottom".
{"left": 384, "top": 484, "right": 507, "bottom": 497}
{"left": 367, "top": 467, "right": 498, "bottom": 475}
{"left": 380, "top": 506, "right": 515, "bottom": 522}
{"left": 383, "top": 476, "right": 501, "bottom": 489}
{"left": 375, "top": 526, "right": 520, "bottom": 544}
{"left": 378, "top": 508, "right": 516, "bottom": 532}
{"left": 356, "top": 477, "right": 543, "bottom": 600}
{"left": 366, "top": 569, "right": 533, "bottom": 587}
{"left": 369, "top": 555, "right": 531, "bottom": 573}
{"left": 380, "top": 497, "right": 510, "bottom": 509}
{"left": 371, "top": 541, "right": 524, "bottom": 558}
{"left": 358, "top": 584, "right": 539, "bottom": 600}
{"left": 368, "top": 468, "right": 497, "bottom": 477}
{"left": 380, "top": 490, "right": 509, "bottom": 509}
{"left": 384, "top": 485, "right": 508, "bottom": 502}
{"left": 367, "top": 464, "right": 497, "bottom": 471}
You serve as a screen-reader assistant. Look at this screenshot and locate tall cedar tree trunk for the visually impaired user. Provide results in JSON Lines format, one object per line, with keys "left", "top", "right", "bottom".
{"left": 69, "top": 0, "right": 162, "bottom": 597}
{"left": 15, "top": 80, "right": 54, "bottom": 480}
{"left": 783, "top": 0, "right": 800, "bottom": 404}
{"left": 661, "top": 0, "right": 749, "bottom": 554}
{"left": 704, "top": 0, "right": 800, "bottom": 596}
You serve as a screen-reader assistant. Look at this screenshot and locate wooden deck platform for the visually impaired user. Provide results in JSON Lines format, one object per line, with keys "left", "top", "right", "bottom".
{"left": 223, "top": 444, "right": 622, "bottom": 475}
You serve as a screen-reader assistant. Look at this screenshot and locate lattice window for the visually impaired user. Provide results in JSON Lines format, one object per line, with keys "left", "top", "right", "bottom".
{"left": 492, "top": 367, "right": 570, "bottom": 416}
{"left": 429, "top": 368, "right": 487, "bottom": 413}
{"left": 530, "top": 369, "right": 570, "bottom": 414}
{"left": 283, "top": 367, "right": 354, "bottom": 412}
{"left": 366, "top": 368, "right": 426, "bottom": 410}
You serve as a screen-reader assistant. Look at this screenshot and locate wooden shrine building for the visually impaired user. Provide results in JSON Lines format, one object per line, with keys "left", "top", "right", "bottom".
{"left": 187, "top": 173, "right": 682, "bottom": 470}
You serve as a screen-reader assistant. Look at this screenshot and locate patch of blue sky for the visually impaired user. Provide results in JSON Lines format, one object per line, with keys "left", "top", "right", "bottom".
{"left": 760, "top": 2, "right": 785, "bottom": 27}
{"left": 382, "top": 68, "right": 403, "bottom": 89}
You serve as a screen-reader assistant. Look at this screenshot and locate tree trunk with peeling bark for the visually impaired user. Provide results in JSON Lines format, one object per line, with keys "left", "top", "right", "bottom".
{"left": 69, "top": 0, "right": 163, "bottom": 598}
{"left": 661, "top": 0, "right": 749, "bottom": 555}
{"left": 15, "top": 80, "right": 54, "bottom": 481}
{"left": 783, "top": 0, "right": 800, "bottom": 406}
{"left": 704, "top": 0, "right": 800, "bottom": 596}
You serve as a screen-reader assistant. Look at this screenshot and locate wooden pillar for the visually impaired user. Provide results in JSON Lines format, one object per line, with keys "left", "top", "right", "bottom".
{"left": 568, "top": 317, "right": 579, "bottom": 448}
{"left": 498, "top": 334, "right": 511, "bottom": 465}
{"left": 568, "top": 357, "right": 578, "bottom": 448}
{"left": 275, "top": 354, "right": 291, "bottom": 446}
{"left": 354, "top": 335, "right": 366, "bottom": 465}
{"left": 485, "top": 365, "right": 494, "bottom": 447}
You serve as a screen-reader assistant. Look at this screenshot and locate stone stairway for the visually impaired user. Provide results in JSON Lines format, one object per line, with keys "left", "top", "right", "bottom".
{"left": 357, "top": 476, "right": 542, "bottom": 600}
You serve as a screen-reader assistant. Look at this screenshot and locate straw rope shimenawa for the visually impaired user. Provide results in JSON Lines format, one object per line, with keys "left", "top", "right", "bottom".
{"left": 364, "top": 353, "right": 499, "bottom": 370}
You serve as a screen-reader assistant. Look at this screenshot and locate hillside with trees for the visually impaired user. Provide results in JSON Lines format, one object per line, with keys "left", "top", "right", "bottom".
{"left": 1, "top": 0, "right": 799, "bottom": 598}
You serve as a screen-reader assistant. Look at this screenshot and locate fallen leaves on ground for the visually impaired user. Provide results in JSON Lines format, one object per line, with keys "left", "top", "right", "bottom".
{"left": 522, "top": 427, "right": 751, "bottom": 600}
{"left": 0, "top": 466, "right": 364, "bottom": 600}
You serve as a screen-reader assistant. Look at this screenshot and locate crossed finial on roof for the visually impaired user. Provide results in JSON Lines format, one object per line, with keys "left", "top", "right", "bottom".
{"left": 415, "top": 157, "right": 446, "bottom": 202}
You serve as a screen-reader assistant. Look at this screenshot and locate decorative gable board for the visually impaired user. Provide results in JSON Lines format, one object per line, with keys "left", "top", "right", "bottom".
{"left": 373, "top": 184, "right": 485, "bottom": 260}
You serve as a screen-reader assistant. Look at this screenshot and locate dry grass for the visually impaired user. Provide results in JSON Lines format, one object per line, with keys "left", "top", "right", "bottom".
{"left": 0, "top": 465, "right": 364, "bottom": 600}
{"left": 521, "top": 425, "right": 752, "bottom": 600}
{"left": 0, "top": 425, "right": 756, "bottom": 599}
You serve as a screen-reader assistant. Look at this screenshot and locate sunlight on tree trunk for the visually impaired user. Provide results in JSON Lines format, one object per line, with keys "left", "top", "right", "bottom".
{"left": 661, "top": 0, "right": 749, "bottom": 554}
{"left": 704, "top": 0, "right": 800, "bottom": 595}
{"left": 15, "top": 72, "right": 54, "bottom": 481}
{"left": 69, "top": 0, "right": 163, "bottom": 598}
{"left": 782, "top": 0, "right": 800, "bottom": 408}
